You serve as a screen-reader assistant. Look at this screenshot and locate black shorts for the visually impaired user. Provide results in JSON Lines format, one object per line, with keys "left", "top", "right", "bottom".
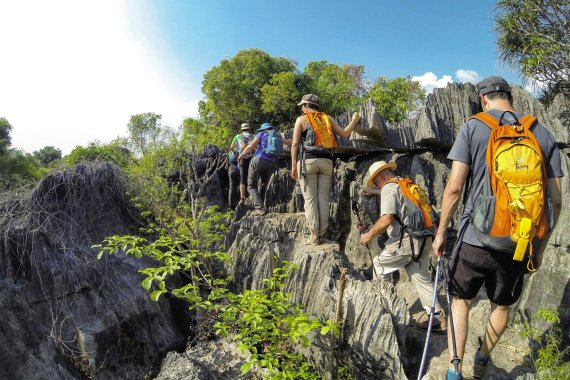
{"left": 447, "top": 242, "right": 527, "bottom": 306}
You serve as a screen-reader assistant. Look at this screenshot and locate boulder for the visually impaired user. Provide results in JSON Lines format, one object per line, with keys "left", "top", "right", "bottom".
{"left": 0, "top": 163, "right": 188, "bottom": 380}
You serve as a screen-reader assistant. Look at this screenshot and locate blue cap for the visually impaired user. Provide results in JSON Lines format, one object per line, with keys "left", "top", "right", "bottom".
{"left": 258, "top": 122, "right": 273, "bottom": 131}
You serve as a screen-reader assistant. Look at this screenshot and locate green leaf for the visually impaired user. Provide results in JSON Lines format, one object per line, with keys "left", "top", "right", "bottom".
{"left": 150, "top": 289, "right": 165, "bottom": 302}
{"left": 240, "top": 362, "right": 252, "bottom": 373}
{"left": 141, "top": 277, "right": 153, "bottom": 290}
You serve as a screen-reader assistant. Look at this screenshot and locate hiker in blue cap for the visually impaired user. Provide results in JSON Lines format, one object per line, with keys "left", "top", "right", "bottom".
{"left": 238, "top": 122, "right": 287, "bottom": 215}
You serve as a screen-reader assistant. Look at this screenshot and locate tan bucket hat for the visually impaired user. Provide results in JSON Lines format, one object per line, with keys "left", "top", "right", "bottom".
{"left": 240, "top": 123, "right": 250, "bottom": 131}
{"left": 366, "top": 160, "right": 397, "bottom": 186}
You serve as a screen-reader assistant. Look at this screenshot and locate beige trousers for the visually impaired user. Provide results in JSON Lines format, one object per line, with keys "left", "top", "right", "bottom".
{"left": 373, "top": 236, "right": 443, "bottom": 314}
{"left": 297, "top": 157, "right": 333, "bottom": 236}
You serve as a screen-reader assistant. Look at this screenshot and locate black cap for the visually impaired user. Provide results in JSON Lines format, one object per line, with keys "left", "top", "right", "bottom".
{"left": 477, "top": 76, "right": 511, "bottom": 96}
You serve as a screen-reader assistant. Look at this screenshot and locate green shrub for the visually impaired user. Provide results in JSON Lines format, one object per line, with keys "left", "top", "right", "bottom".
{"left": 518, "top": 307, "right": 570, "bottom": 379}
{"left": 94, "top": 133, "right": 340, "bottom": 378}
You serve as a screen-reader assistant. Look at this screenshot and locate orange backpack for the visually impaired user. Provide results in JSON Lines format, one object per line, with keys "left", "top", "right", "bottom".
{"left": 385, "top": 177, "right": 437, "bottom": 261}
{"left": 386, "top": 177, "right": 437, "bottom": 237}
{"left": 304, "top": 112, "right": 337, "bottom": 149}
{"left": 469, "top": 111, "right": 550, "bottom": 271}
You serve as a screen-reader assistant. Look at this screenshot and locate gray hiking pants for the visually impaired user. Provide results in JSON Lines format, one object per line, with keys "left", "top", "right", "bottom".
{"left": 297, "top": 157, "right": 333, "bottom": 236}
{"left": 248, "top": 156, "right": 275, "bottom": 210}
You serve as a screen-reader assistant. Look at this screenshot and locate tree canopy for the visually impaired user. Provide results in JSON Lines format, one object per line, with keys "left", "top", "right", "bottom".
{"left": 200, "top": 49, "right": 399, "bottom": 139}
{"left": 495, "top": 0, "right": 569, "bottom": 101}
{"left": 201, "top": 49, "right": 297, "bottom": 133}
{"left": 66, "top": 140, "right": 133, "bottom": 168}
{"left": 0, "top": 117, "right": 13, "bottom": 156}
{"left": 365, "top": 77, "right": 426, "bottom": 124}
{"left": 0, "top": 117, "right": 41, "bottom": 182}
{"left": 33, "top": 146, "right": 62, "bottom": 166}
{"left": 303, "top": 61, "right": 365, "bottom": 116}
{"left": 127, "top": 112, "right": 162, "bottom": 156}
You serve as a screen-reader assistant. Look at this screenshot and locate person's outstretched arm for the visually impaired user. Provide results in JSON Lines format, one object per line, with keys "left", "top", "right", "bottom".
{"left": 332, "top": 111, "right": 361, "bottom": 139}
{"left": 238, "top": 137, "right": 260, "bottom": 162}
{"left": 290, "top": 117, "right": 304, "bottom": 180}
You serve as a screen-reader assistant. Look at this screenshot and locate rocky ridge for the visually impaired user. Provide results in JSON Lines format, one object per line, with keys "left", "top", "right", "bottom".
{"left": 1, "top": 83, "right": 568, "bottom": 379}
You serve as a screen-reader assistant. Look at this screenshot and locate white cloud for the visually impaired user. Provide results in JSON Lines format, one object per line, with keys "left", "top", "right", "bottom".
{"left": 412, "top": 72, "right": 453, "bottom": 94}
{"left": 524, "top": 79, "right": 547, "bottom": 96}
{"left": 455, "top": 69, "right": 481, "bottom": 84}
{"left": 0, "top": 1, "right": 200, "bottom": 155}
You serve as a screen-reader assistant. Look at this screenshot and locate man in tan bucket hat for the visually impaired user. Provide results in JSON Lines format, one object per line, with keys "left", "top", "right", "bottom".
{"left": 360, "top": 160, "right": 446, "bottom": 332}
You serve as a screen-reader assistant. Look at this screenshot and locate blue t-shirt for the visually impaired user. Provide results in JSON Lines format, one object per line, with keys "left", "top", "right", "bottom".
{"left": 448, "top": 109, "right": 563, "bottom": 247}
{"left": 255, "top": 131, "right": 276, "bottom": 161}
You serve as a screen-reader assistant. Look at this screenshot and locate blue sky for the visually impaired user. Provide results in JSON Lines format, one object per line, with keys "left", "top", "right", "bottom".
{"left": 0, "top": 0, "right": 523, "bottom": 155}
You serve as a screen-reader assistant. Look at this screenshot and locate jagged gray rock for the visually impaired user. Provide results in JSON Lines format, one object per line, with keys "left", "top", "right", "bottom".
{"left": 340, "top": 83, "right": 569, "bottom": 151}
{"left": 228, "top": 212, "right": 409, "bottom": 379}
{"left": 0, "top": 163, "right": 187, "bottom": 380}
{"left": 155, "top": 340, "right": 254, "bottom": 380}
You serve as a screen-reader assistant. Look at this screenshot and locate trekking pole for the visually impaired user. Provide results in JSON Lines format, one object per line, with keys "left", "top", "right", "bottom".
{"left": 417, "top": 250, "right": 444, "bottom": 380}
{"left": 350, "top": 196, "right": 379, "bottom": 280}
{"left": 443, "top": 221, "right": 469, "bottom": 375}
{"left": 442, "top": 255, "right": 461, "bottom": 375}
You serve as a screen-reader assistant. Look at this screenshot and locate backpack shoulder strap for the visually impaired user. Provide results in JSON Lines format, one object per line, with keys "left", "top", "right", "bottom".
{"left": 519, "top": 115, "right": 538, "bottom": 130}
{"left": 472, "top": 112, "right": 538, "bottom": 132}
{"left": 469, "top": 112, "right": 499, "bottom": 129}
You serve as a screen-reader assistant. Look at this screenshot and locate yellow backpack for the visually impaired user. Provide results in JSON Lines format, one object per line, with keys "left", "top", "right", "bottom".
{"left": 470, "top": 111, "right": 550, "bottom": 271}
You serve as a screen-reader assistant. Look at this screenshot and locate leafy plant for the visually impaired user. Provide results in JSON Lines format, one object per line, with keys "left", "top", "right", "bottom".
{"left": 495, "top": 0, "right": 569, "bottom": 101}
{"left": 518, "top": 307, "right": 570, "bottom": 379}
{"left": 94, "top": 127, "right": 342, "bottom": 378}
{"left": 214, "top": 261, "right": 340, "bottom": 379}
{"left": 65, "top": 140, "right": 133, "bottom": 168}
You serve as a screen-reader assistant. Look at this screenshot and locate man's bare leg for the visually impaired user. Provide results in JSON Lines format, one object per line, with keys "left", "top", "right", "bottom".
{"left": 479, "top": 302, "right": 509, "bottom": 357}
{"left": 448, "top": 298, "right": 471, "bottom": 373}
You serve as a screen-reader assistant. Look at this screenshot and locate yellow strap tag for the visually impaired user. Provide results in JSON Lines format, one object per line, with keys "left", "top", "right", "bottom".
{"left": 513, "top": 217, "right": 532, "bottom": 261}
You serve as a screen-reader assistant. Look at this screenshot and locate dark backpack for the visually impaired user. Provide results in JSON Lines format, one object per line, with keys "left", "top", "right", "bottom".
{"left": 386, "top": 177, "right": 437, "bottom": 261}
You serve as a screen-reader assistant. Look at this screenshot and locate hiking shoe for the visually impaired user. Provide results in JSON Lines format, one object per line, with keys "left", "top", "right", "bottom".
{"left": 252, "top": 208, "right": 266, "bottom": 216}
{"left": 446, "top": 368, "right": 463, "bottom": 380}
{"left": 473, "top": 349, "right": 490, "bottom": 379}
{"left": 306, "top": 236, "right": 321, "bottom": 246}
{"left": 416, "top": 315, "right": 447, "bottom": 333}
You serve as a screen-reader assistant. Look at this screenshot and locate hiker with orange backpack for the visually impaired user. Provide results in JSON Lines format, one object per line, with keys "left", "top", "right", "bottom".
{"left": 359, "top": 160, "right": 447, "bottom": 332}
{"left": 432, "top": 77, "right": 563, "bottom": 380}
{"left": 291, "top": 94, "right": 360, "bottom": 245}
